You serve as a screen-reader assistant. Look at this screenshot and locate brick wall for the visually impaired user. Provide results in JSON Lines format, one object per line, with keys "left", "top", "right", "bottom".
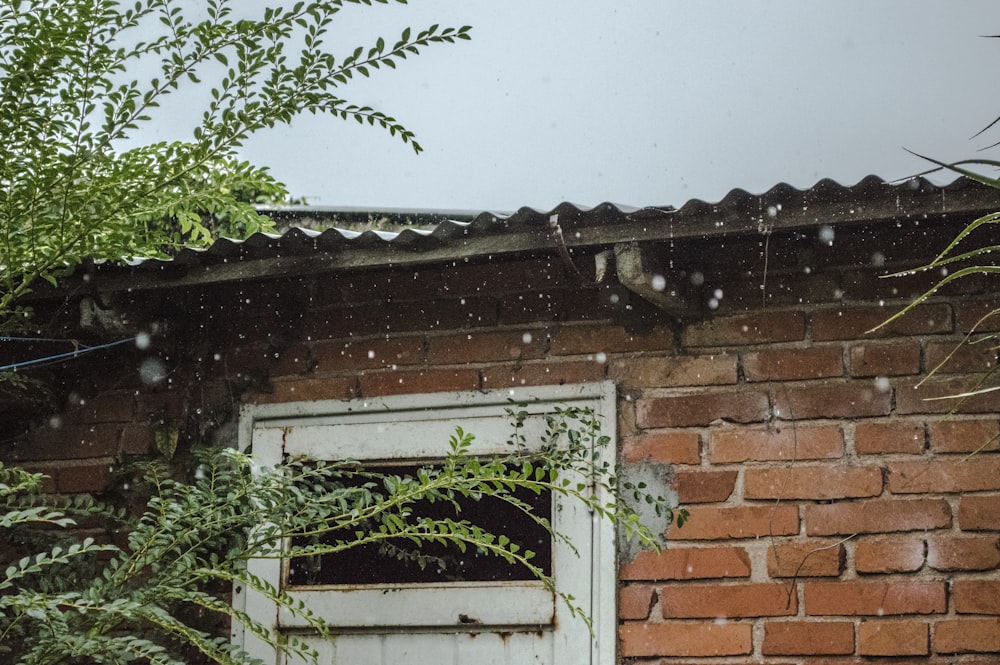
{"left": 5, "top": 218, "right": 1000, "bottom": 663}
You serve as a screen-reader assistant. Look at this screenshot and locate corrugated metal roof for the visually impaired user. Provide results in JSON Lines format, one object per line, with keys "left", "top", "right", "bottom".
{"left": 95, "top": 175, "right": 999, "bottom": 290}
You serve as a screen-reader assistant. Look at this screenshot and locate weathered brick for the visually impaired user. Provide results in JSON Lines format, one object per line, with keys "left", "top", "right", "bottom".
{"left": 636, "top": 391, "right": 769, "bottom": 428}
{"left": 854, "top": 536, "right": 925, "bottom": 574}
{"left": 744, "top": 464, "right": 882, "bottom": 500}
{"left": 618, "top": 584, "right": 656, "bottom": 620}
{"left": 888, "top": 456, "right": 1000, "bottom": 494}
{"left": 806, "top": 498, "right": 951, "bottom": 536}
{"left": 812, "top": 303, "right": 952, "bottom": 341}
{"left": 927, "top": 536, "right": 1000, "bottom": 571}
{"left": 623, "top": 430, "right": 700, "bottom": 465}
{"left": 762, "top": 620, "right": 854, "bottom": 655}
{"left": 669, "top": 504, "right": 799, "bottom": 540}
{"left": 62, "top": 391, "right": 135, "bottom": 424}
{"left": 925, "top": 338, "right": 998, "bottom": 374}
{"left": 928, "top": 419, "right": 1000, "bottom": 454}
{"left": 54, "top": 461, "right": 112, "bottom": 494}
{"left": 742, "top": 346, "right": 843, "bottom": 382}
{"left": 312, "top": 337, "right": 425, "bottom": 372}
{"left": 959, "top": 495, "right": 1000, "bottom": 531}
{"left": 673, "top": 469, "right": 737, "bottom": 503}
{"left": 619, "top": 621, "right": 752, "bottom": 657}
{"left": 120, "top": 423, "right": 155, "bottom": 456}
{"left": 660, "top": 583, "right": 795, "bottom": 618}
{"left": 621, "top": 546, "right": 751, "bottom": 580}
{"left": 609, "top": 353, "right": 737, "bottom": 388}
{"left": 767, "top": 540, "right": 844, "bottom": 577}
{"left": 954, "top": 580, "right": 1000, "bottom": 615}
{"left": 858, "top": 620, "right": 929, "bottom": 656}
{"left": 682, "top": 310, "right": 806, "bottom": 347}
{"left": 804, "top": 580, "right": 946, "bottom": 616}
{"left": 14, "top": 423, "right": 122, "bottom": 461}
{"left": 709, "top": 424, "right": 843, "bottom": 463}
{"left": 359, "top": 368, "right": 480, "bottom": 397}
{"left": 935, "top": 618, "right": 1000, "bottom": 653}
{"left": 550, "top": 324, "right": 676, "bottom": 355}
{"left": 773, "top": 382, "right": 892, "bottom": 419}
{"left": 248, "top": 376, "right": 358, "bottom": 404}
{"left": 895, "top": 376, "right": 1000, "bottom": 415}
{"left": 849, "top": 341, "right": 921, "bottom": 377}
{"left": 426, "top": 330, "right": 544, "bottom": 364}
{"left": 956, "top": 297, "right": 1000, "bottom": 334}
{"left": 480, "top": 360, "right": 604, "bottom": 388}
{"left": 855, "top": 420, "right": 925, "bottom": 455}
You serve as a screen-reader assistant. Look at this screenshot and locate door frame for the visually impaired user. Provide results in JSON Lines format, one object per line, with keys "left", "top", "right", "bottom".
{"left": 232, "top": 381, "right": 618, "bottom": 665}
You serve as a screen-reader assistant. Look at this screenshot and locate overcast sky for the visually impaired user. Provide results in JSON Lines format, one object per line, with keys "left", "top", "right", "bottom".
{"left": 231, "top": 1, "right": 1000, "bottom": 211}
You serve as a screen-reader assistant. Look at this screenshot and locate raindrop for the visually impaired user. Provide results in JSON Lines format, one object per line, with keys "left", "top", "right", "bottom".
{"left": 48, "top": 415, "right": 62, "bottom": 429}
{"left": 522, "top": 332, "right": 533, "bottom": 344}
{"left": 874, "top": 377, "right": 890, "bottom": 392}
{"left": 818, "top": 225, "right": 835, "bottom": 245}
{"left": 139, "top": 357, "right": 167, "bottom": 386}
{"left": 690, "top": 272, "right": 705, "bottom": 286}
{"left": 871, "top": 252, "right": 886, "bottom": 268}
{"left": 708, "top": 298, "right": 719, "bottom": 310}
{"left": 135, "top": 332, "right": 151, "bottom": 350}
{"left": 594, "top": 352, "right": 607, "bottom": 363}
{"left": 651, "top": 274, "right": 666, "bottom": 292}
{"left": 713, "top": 288, "right": 724, "bottom": 300}
{"left": 367, "top": 350, "right": 375, "bottom": 359}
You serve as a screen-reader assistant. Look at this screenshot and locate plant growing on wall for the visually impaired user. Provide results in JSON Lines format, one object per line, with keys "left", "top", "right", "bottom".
{"left": 0, "top": 407, "right": 680, "bottom": 665}
{"left": 0, "top": 0, "right": 470, "bottom": 326}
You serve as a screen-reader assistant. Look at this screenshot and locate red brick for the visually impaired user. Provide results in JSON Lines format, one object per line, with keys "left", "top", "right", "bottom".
{"left": 669, "top": 504, "right": 799, "bottom": 540}
{"left": 854, "top": 536, "right": 925, "bottom": 573}
{"left": 636, "top": 391, "right": 769, "bottom": 428}
{"left": 955, "top": 580, "right": 1000, "bottom": 615}
{"left": 709, "top": 424, "right": 844, "bottom": 463}
{"left": 426, "top": 330, "right": 545, "bottom": 364}
{"left": 480, "top": 360, "right": 604, "bottom": 388}
{"left": 812, "top": 303, "right": 952, "bottom": 341}
{"left": 855, "top": 420, "right": 925, "bottom": 454}
{"left": 888, "top": 456, "right": 1000, "bottom": 494}
{"left": 773, "top": 382, "right": 892, "bottom": 419}
{"left": 312, "top": 337, "right": 425, "bottom": 372}
{"left": 935, "top": 618, "right": 1000, "bottom": 653}
{"left": 895, "top": 376, "right": 1000, "bottom": 415}
{"left": 441, "top": 257, "right": 568, "bottom": 297}
{"left": 925, "top": 338, "right": 998, "bottom": 374}
{"left": 618, "top": 584, "right": 656, "bottom": 620}
{"left": 682, "top": 310, "right": 806, "bottom": 347}
{"left": 768, "top": 540, "right": 845, "bottom": 577}
{"left": 743, "top": 346, "right": 843, "bottom": 381}
{"left": 804, "top": 581, "right": 946, "bottom": 616}
{"left": 609, "top": 354, "right": 737, "bottom": 388}
{"left": 744, "top": 465, "right": 882, "bottom": 500}
{"left": 850, "top": 341, "right": 921, "bottom": 377}
{"left": 806, "top": 498, "right": 951, "bottom": 536}
{"left": 248, "top": 376, "right": 358, "bottom": 404}
{"left": 134, "top": 390, "right": 186, "bottom": 420}
{"left": 550, "top": 324, "right": 676, "bottom": 355}
{"left": 858, "top": 620, "right": 929, "bottom": 656}
{"left": 660, "top": 583, "right": 795, "bottom": 618}
{"left": 623, "top": 430, "right": 700, "bottom": 465}
{"left": 359, "top": 368, "right": 480, "bottom": 397}
{"left": 959, "top": 495, "right": 1000, "bottom": 531}
{"left": 15, "top": 423, "right": 122, "bottom": 461}
{"left": 927, "top": 536, "right": 1000, "bottom": 571}
{"left": 619, "top": 621, "right": 752, "bottom": 657}
{"left": 928, "top": 419, "right": 1000, "bottom": 454}
{"left": 763, "top": 621, "right": 854, "bottom": 655}
{"left": 621, "top": 546, "right": 751, "bottom": 580}
{"left": 674, "top": 469, "right": 737, "bottom": 503}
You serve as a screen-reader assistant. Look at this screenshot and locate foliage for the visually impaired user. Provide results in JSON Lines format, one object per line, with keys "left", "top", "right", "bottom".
{"left": 0, "top": 407, "right": 681, "bottom": 665}
{"left": 0, "top": 0, "right": 471, "bottom": 324}
{"left": 873, "top": 152, "right": 1000, "bottom": 401}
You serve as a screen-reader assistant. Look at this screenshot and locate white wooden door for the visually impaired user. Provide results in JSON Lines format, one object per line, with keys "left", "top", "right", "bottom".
{"left": 233, "top": 383, "right": 617, "bottom": 665}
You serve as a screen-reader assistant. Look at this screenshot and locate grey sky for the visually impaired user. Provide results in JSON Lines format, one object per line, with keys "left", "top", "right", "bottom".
{"left": 233, "top": 1, "right": 1000, "bottom": 211}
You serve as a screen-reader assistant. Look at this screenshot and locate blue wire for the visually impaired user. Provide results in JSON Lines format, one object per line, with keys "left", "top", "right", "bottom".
{"left": 0, "top": 337, "right": 137, "bottom": 371}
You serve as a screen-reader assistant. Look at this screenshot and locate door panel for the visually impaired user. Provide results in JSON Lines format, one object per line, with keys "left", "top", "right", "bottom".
{"left": 235, "top": 384, "right": 617, "bottom": 665}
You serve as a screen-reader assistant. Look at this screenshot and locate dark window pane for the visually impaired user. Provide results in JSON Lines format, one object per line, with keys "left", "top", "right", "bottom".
{"left": 288, "top": 465, "right": 552, "bottom": 587}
